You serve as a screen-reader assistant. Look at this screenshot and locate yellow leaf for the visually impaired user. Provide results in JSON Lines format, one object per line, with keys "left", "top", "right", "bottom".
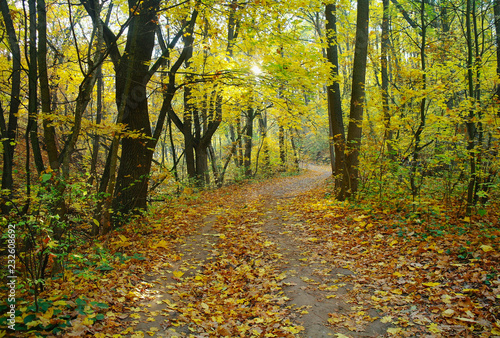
{"left": 387, "top": 327, "right": 402, "bottom": 335}
{"left": 381, "top": 316, "right": 393, "bottom": 323}
{"left": 122, "top": 327, "right": 134, "bottom": 334}
{"left": 219, "top": 234, "right": 226, "bottom": 239}
{"left": 427, "top": 323, "right": 441, "bottom": 333}
{"left": 389, "top": 239, "right": 398, "bottom": 247}
{"left": 53, "top": 300, "right": 67, "bottom": 306}
{"left": 326, "top": 295, "right": 337, "bottom": 299}
{"left": 422, "top": 282, "right": 440, "bottom": 287}
{"left": 173, "top": 271, "right": 184, "bottom": 278}
{"left": 131, "top": 332, "right": 145, "bottom": 338}
{"left": 118, "top": 234, "right": 127, "bottom": 242}
{"left": 286, "top": 325, "right": 304, "bottom": 334}
{"left": 480, "top": 245, "right": 494, "bottom": 252}
{"left": 153, "top": 240, "right": 169, "bottom": 249}
{"left": 130, "top": 313, "right": 141, "bottom": 319}
{"left": 461, "top": 288, "right": 479, "bottom": 293}
{"left": 82, "top": 316, "right": 94, "bottom": 326}
{"left": 391, "top": 289, "right": 403, "bottom": 295}
{"left": 492, "top": 328, "right": 500, "bottom": 335}
{"left": 41, "top": 307, "right": 54, "bottom": 319}
{"left": 26, "top": 320, "right": 41, "bottom": 329}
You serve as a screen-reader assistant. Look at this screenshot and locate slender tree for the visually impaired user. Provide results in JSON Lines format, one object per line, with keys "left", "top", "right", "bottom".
{"left": 0, "top": 0, "right": 21, "bottom": 214}
{"left": 325, "top": 2, "right": 346, "bottom": 196}
{"left": 342, "top": 0, "right": 370, "bottom": 199}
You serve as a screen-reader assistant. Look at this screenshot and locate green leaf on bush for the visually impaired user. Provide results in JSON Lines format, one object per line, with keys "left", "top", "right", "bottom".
{"left": 41, "top": 173, "right": 52, "bottom": 182}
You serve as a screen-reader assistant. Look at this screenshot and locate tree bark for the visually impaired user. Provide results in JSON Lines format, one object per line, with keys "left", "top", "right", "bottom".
{"left": 278, "top": 123, "right": 286, "bottom": 171}
{"left": 38, "top": 0, "right": 58, "bottom": 170}
{"left": 495, "top": 0, "right": 500, "bottom": 117}
{"left": 342, "top": 0, "right": 369, "bottom": 199}
{"left": 381, "top": 0, "right": 394, "bottom": 158}
{"left": 110, "top": 0, "right": 160, "bottom": 216}
{"left": 244, "top": 105, "right": 254, "bottom": 177}
{"left": 28, "top": 0, "right": 45, "bottom": 175}
{"left": 0, "top": 0, "right": 21, "bottom": 214}
{"left": 409, "top": 0, "right": 427, "bottom": 201}
{"left": 325, "top": 3, "right": 346, "bottom": 197}
{"left": 465, "top": 0, "right": 477, "bottom": 214}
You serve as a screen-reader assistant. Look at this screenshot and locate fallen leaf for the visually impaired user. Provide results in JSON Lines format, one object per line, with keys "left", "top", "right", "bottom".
{"left": 427, "top": 323, "right": 441, "bottom": 333}
{"left": 442, "top": 309, "right": 455, "bottom": 318}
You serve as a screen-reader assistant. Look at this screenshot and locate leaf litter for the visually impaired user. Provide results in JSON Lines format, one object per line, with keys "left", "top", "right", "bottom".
{"left": 3, "top": 165, "right": 499, "bottom": 337}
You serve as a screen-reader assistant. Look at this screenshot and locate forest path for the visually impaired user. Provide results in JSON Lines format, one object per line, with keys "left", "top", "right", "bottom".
{"left": 126, "top": 165, "right": 389, "bottom": 337}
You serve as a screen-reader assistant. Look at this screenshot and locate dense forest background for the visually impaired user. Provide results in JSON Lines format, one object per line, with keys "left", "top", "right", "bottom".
{"left": 1, "top": 0, "right": 499, "bottom": 223}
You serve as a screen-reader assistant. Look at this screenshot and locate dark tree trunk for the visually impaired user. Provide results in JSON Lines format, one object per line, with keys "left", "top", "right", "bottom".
{"left": 381, "top": 0, "right": 394, "bottom": 157}
{"left": 244, "top": 106, "right": 254, "bottom": 177}
{"left": 258, "top": 111, "right": 270, "bottom": 172}
{"left": 342, "top": 0, "right": 369, "bottom": 199}
{"left": 237, "top": 116, "right": 244, "bottom": 167}
{"left": 409, "top": 0, "right": 427, "bottom": 201}
{"left": 28, "top": 0, "right": 45, "bottom": 175}
{"left": 195, "top": 145, "right": 210, "bottom": 185}
{"left": 278, "top": 123, "right": 286, "bottom": 170}
{"left": 290, "top": 129, "right": 299, "bottom": 170}
{"left": 465, "top": 0, "right": 477, "bottom": 214}
{"left": 0, "top": 0, "right": 21, "bottom": 214}
{"left": 112, "top": 0, "right": 160, "bottom": 216}
{"left": 325, "top": 3, "right": 346, "bottom": 196}
{"left": 495, "top": 0, "right": 500, "bottom": 117}
{"left": 38, "top": 0, "right": 58, "bottom": 170}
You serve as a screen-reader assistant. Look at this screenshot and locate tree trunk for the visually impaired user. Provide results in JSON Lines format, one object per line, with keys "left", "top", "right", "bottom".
{"left": 244, "top": 106, "right": 254, "bottom": 177}
{"left": 342, "top": 0, "right": 369, "bottom": 199}
{"left": 28, "top": 0, "right": 45, "bottom": 176}
{"left": 258, "top": 111, "right": 270, "bottom": 173}
{"left": 325, "top": 3, "right": 346, "bottom": 197}
{"left": 495, "top": 0, "right": 500, "bottom": 118}
{"left": 195, "top": 145, "right": 210, "bottom": 185}
{"left": 112, "top": 0, "right": 160, "bottom": 216}
{"left": 278, "top": 123, "right": 286, "bottom": 171}
{"left": 0, "top": 0, "right": 21, "bottom": 214}
{"left": 465, "top": 0, "right": 477, "bottom": 214}
{"left": 381, "top": 0, "right": 394, "bottom": 158}
{"left": 38, "top": 0, "right": 58, "bottom": 170}
{"left": 409, "top": 0, "right": 427, "bottom": 202}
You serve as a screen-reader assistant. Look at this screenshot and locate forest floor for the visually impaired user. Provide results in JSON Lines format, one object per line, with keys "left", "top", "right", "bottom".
{"left": 123, "top": 164, "right": 392, "bottom": 338}
{"left": 5, "top": 165, "right": 500, "bottom": 337}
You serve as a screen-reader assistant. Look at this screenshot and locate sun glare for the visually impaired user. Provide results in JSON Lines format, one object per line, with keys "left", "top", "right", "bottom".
{"left": 251, "top": 65, "right": 262, "bottom": 76}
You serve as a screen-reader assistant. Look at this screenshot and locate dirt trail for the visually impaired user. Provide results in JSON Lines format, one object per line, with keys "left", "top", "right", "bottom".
{"left": 253, "top": 166, "right": 389, "bottom": 337}
{"left": 129, "top": 166, "right": 389, "bottom": 337}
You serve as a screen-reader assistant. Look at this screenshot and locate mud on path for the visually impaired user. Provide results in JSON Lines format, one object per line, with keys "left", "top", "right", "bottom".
{"left": 126, "top": 165, "right": 390, "bottom": 337}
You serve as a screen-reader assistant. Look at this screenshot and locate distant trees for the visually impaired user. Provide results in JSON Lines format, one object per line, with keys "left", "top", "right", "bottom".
{"left": 0, "top": 0, "right": 498, "bottom": 230}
